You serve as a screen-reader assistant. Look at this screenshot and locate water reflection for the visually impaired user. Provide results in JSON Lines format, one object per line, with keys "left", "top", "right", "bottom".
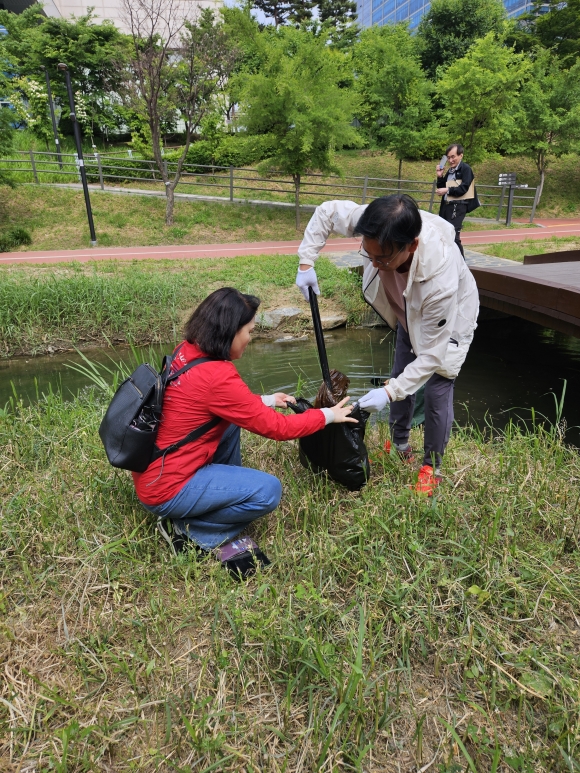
{"left": 2, "top": 318, "right": 579, "bottom": 444}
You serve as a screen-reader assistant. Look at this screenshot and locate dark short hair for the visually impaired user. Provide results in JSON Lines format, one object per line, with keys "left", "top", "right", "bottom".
{"left": 354, "top": 194, "right": 422, "bottom": 252}
{"left": 184, "top": 287, "right": 260, "bottom": 360}
{"left": 446, "top": 143, "right": 464, "bottom": 156}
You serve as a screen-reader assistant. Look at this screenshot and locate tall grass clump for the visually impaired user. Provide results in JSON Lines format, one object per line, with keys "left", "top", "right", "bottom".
{"left": 0, "top": 255, "right": 366, "bottom": 357}
{"left": 0, "top": 226, "right": 32, "bottom": 252}
{"left": 0, "top": 373, "right": 578, "bottom": 771}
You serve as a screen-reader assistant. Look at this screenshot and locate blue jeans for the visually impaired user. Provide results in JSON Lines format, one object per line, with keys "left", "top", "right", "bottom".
{"left": 141, "top": 424, "right": 282, "bottom": 549}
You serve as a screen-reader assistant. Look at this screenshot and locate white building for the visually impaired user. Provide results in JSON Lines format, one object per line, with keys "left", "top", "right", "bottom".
{"left": 0, "top": 0, "right": 223, "bottom": 32}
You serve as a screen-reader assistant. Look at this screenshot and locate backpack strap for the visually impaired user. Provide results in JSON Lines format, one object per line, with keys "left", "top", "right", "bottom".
{"left": 150, "top": 354, "right": 220, "bottom": 464}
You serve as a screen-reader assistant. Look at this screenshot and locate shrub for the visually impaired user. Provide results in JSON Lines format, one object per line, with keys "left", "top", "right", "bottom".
{"left": 183, "top": 134, "right": 277, "bottom": 169}
{"left": 0, "top": 226, "right": 32, "bottom": 252}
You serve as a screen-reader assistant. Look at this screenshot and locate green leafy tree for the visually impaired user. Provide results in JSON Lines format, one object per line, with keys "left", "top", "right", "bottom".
{"left": 436, "top": 32, "right": 529, "bottom": 159}
{"left": 122, "top": 0, "right": 238, "bottom": 224}
{"left": 239, "top": 26, "right": 360, "bottom": 229}
{"left": 0, "top": 6, "right": 129, "bottom": 139}
{"left": 416, "top": 0, "right": 506, "bottom": 78}
{"left": 8, "top": 76, "right": 53, "bottom": 147}
{"left": 511, "top": 0, "right": 580, "bottom": 65}
{"left": 505, "top": 53, "right": 580, "bottom": 200}
{"left": 0, "top": 109, "right": 15, "bottom": 187}
{"left": 352, "top": 24, "right": 432, "bottom": 170}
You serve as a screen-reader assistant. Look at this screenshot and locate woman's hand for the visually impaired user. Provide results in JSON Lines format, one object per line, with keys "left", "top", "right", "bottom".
{"left": 275, "top": 393, "right": 296, "bottom": 408}
{"left": 330, "top": 396, "right": 358, "bottom": 424}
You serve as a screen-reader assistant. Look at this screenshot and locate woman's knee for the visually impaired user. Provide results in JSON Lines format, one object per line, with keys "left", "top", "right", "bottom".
{"left": 262, "top": 475, "right": 282, "bottom": 512}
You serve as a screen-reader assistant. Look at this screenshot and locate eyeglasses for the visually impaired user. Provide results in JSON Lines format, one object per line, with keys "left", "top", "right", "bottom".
{"left": 358, "top": 244, "right": 407, "bottom": 267}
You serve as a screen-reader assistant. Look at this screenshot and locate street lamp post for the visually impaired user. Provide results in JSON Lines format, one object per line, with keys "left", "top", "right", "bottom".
{"left": 41, "top": 66, "right": 63, "bottom": 170}
{"left": 57, "top": 63, "right": 97, "bottom": 247}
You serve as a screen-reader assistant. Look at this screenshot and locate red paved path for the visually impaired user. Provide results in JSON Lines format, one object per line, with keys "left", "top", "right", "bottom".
{"left": 2, "top": 219, "right": 580, "bottom": 265}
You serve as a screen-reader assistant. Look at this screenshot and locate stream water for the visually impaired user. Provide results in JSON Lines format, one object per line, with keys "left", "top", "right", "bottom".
{"left": 2, "top": 317, "right": 580, "bottom": 444}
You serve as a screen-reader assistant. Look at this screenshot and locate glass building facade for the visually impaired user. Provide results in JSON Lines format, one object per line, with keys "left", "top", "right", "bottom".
{"left": 356, "top": 0, "right": 533, "bottom": 31}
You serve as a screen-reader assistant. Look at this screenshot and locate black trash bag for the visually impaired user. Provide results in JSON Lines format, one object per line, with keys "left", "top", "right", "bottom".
{"left": 288, "top": 398, "right": 370, "bottom": 491}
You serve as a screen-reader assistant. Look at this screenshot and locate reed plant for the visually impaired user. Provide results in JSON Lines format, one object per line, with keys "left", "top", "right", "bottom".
{"left": 0, "top": 375, "right": 578, "bottom": 771}
{"left": 0, "top": 255, "right": 365, "bottom": 357}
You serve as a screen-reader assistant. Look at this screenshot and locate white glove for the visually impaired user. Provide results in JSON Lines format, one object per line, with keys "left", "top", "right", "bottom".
{"left": 296, "top": 266, "right": 320, "bottom": 301}
{"left": 358, "top": 387, "right": 390, "bottom": 412}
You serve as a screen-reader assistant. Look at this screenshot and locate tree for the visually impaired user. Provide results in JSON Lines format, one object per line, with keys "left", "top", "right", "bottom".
{"left": 288, "top": 0, "right": 315, "bottom": 26}
{"left": 435, "top": 33, "right": 529, "bottom": 158}
{"left": 0, "top": 109, "right": 15, "bottom": 188}
{"left": 318, "top": 0, "right": 357, "bottom": 25}
{"left": 122, "top": 0, "right": 238, "bottom": 224}
{"left": 416, "top": 0, "right": 506, "bottom": 78}
{"left": 352, "top": 24, "right": 432, "bottom": 170}
{"left": 239, "top": 27, "right": 360, "bottom": 229}
{"left": 253, "top": 0, "right": 292, "bottom": 27}
{"left": 0, "top": 6, "right": 129, "bottom": 139}
{"left": 505, "top": 54, "right": 580, "bottom": 200}
{"left": 511, "top": 0, "right": 580, "bottom": 65}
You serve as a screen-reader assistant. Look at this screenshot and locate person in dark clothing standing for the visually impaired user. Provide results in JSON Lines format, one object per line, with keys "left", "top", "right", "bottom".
{"left": 435, "top": 143, "right": 479, "bottom": 257}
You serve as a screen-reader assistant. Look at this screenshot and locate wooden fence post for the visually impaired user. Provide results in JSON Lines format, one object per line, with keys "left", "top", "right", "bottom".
{"left": 428, "top": 180, "right": 436, "bottom": 213}
{"left": 496, "top": 187, "right": 506, "bottom": 221}
{"left": 29, "top": 150, "right": 39, "bottom": 184}
{"left": 362, "top": 175, "right": 368, "bottom": 204}
{"left": 506, "top": 185, "right": 516, "bottom": 226}
{"left": 96, "top": 153, "right": 104, "bottom": 190}
{"left": 229, "top": 166, "right": 234, "bottom": 202}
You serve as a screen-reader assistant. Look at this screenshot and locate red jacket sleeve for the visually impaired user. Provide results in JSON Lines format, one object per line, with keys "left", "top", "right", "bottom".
{"left": 199, "top": 362, "right": 326, "bottom": 440}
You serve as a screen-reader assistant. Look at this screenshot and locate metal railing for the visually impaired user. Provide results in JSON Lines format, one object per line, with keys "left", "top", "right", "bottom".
{"left": 0, "top": 149, "right": 541, "bottom": 223}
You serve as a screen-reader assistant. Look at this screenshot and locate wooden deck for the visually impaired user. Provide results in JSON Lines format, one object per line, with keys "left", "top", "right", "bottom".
{"left": 465, "top": 251, "right": 580, "bottom": 339}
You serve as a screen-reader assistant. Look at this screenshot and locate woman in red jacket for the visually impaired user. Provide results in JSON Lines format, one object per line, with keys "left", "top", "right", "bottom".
{"left": 134, "top": 287, "right": 355, "bottom": 577}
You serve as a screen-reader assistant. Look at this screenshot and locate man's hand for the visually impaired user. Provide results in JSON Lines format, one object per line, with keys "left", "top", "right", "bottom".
{"left": 436, "top": 187, "right": 449, "bottom": 197}
{"left": 436, "top": 165, "right": 444, "bottom": 178}
{"left": 296, "top": 265, "right": 320, "bottom": 301}
{"left": 358, "top": 386, "right": 390, "bottom": 412}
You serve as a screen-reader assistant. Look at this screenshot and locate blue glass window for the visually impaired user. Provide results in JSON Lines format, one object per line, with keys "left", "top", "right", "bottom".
{"left": 372, "top": 0, "right": 384, "bottom": 9}
{"left": 383, "top": 0, "right": 396, "bottom": 13}
{"left": 410, "top": 0, "right": 423, "bottom": 13}
{"left": 396, "top": 2, "right": 409, "bottom": 20}
{"left": 372, "top": 6, "right": 384, "bottom": 22}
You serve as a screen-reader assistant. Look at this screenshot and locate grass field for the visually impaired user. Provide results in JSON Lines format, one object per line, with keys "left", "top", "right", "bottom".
{"left": 472, "top": 237, "right": 580, "bottom": 263}
{"left": 0, "top": 254, "right": 365, "bottom": 357}
{"left": 1, "top": 378, "right": 578, "bottom": 772}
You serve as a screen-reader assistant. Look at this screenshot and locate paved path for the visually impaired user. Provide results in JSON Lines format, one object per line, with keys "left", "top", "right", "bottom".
{"left": 2, "top": 218, "right": 580, "bottom": 266}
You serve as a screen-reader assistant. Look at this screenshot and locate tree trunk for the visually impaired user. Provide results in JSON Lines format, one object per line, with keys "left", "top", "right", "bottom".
{"left": 294, "top": 173, "right": 301, "bottom": 231}
{"left": 397, "top": 158, "right": 403, "bottom": 192}
{"left": 536, "top": 151, "right": 546, "bottom": 203}
{"left": 165, "top": 184, "right": 175, "bottom": 225}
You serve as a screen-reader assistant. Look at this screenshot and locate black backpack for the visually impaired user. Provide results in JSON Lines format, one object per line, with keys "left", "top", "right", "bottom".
{"left": 98, "top": 346, "right": 219, "bottom": 473}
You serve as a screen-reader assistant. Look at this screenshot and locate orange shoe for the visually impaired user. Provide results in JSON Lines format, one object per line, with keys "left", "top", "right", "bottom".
{"left": 413, "top": 465, "right": 442, "bottom": 496}
{"left": 384, "top": 440, "right": 416, "bottom": 463}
